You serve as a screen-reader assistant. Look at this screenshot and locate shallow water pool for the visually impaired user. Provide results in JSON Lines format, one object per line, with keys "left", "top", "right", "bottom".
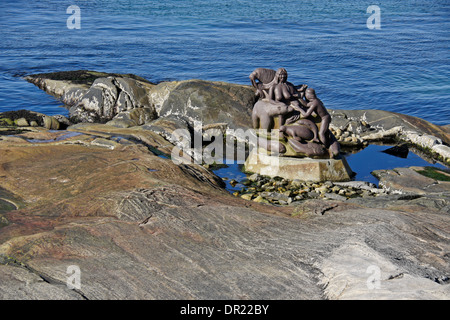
{"left": 343, "top": 144, "right": 447, "bottom": 185}
{"left": 212, "top": 144, "right": 449, "bottom": 192}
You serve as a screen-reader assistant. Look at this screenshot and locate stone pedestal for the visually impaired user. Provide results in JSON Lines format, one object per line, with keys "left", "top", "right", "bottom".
{"left": 244, "top": 149, "right": 353, "bottom": 182}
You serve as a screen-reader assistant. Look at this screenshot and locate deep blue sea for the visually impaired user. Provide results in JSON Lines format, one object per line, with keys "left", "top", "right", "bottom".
{"left": 0, "top": 0, "right": 449, "bottom": 125}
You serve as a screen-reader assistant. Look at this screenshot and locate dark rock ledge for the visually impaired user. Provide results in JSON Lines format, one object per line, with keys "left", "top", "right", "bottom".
{"left": 0, "top": 70, "right": 448, "bottom": 300}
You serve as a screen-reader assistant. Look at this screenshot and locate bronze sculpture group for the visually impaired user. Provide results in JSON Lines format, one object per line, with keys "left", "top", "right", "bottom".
{"left": 250, "top": 67, "right": 340, "bottom": 159}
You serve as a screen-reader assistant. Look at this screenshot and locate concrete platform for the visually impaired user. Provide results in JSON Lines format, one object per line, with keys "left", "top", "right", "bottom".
{"left": 244, "top": 149, "right": 353, "bottom": 182}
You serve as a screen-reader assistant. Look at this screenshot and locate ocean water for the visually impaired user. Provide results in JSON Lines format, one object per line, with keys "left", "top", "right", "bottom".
{"left": 0, "top": 0, "right": 449, "bottom": 125}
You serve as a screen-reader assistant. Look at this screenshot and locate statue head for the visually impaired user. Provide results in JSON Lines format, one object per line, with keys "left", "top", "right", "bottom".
{"left": 305, "top": 88, "right": 316, "bottom": 100}
{"left": 275, "top": 68, "right": 288, "bottom": 84}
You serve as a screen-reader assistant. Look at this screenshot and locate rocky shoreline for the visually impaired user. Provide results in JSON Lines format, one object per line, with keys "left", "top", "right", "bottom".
{"left": 0, "top": 70, "right": 449, "bottom": 300}
{"left": 228, "top": 165, "right": 450, "bottom": 205}
{"left": 7, "top": 70, "right": 450, "bottom": 166}
{"left": 230, "top": 174, "right": 387, "bottom": 205}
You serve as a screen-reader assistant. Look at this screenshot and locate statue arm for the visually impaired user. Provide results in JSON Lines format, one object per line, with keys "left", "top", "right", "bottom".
{"left": 297, "top": 97, "right": 309, "bottom": 108}
{"left": 290, "top": 91, "right": 300, "bottom": 99}
{"left": 249, "top": 72, "right": 257, "bottom": 88}
{"left": 300, "top": 102, "right": 316, "bottom": 118}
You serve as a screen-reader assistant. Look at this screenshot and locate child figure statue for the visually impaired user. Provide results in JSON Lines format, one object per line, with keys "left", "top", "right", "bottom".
{"left": 298, "top": 88, "right": 331, "bottom": 147}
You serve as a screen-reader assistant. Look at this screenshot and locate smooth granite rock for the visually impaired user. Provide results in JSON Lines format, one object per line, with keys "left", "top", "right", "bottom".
{"left": 68, "top": 77, "right": 156, "bottom": 123}
{"left": 156, "top": 79, "right": 256, "bottom": 129}
{"left": 5, "top": 71, "right": 447, "bottom": 300}
{"left": 0, "top": 125, "right": 448, "bottom": 300}
{"left": 26, "top": 71, "right": 156, "bottom": 124}
{"left": 372, "top": 166, "right": 450, "bottom": 195}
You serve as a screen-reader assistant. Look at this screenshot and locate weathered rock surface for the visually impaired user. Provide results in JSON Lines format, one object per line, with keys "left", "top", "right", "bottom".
{"left": 0, "top": 110, "right": 73, "bottom": 131}
{"left": 0, "top": 263, "right": 84, "bottom": 300}
{"left": 156, "top": 79, "right": 256, "bottom": 129}
{"left": 329, "top": 109, "right": 450, "bottom": 164}
{"left": 26, "top": 72, "right": 256, "bottom": 129}
{"left": 372, "top": 166, "right": 450, "bottom": 195}
{"left": 26, "top": 70, "right": 156, "bottom": 124}
{"left": 106, "top": 107, "right": 157, "bottom": 128}
{"left": 0, "top": 125, "right": 448, "bottom": 300}
{"left": 4, "top": 71, "right": 448, "bottom": 300}
{"left": 25, "top": 70, "right": 154, "bottom": 99}
{"left": 25, "top": 71, "right": 450, "bottom": 165}
{"left": 329, "top": 109, "right": 450, "bottom": 145}
{"left": 25, "top": 72, "right": 257, "bottom": 154}
{"left": 68, "top": 76, "right": 156, "bottom": 123}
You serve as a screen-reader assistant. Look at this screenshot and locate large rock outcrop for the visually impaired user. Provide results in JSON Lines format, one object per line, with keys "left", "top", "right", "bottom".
{"left": 4, "top": 70, "right": 446, "bottom": 300}
{"left": 27, "top": 71, "right": 157, "bottom": 123}
{"left": 25, "top": 71, "right": 450, "bottom": 165}
{"left": 68, "top": 76, "right": 156, "bottom": 123}
{"left": 156, "top": 79, "right": 256, "bottom": 129}
{"left": 0, "top": 125, "right": 448, "bottom": 300}
{"left": 328, "top": 109, "right": 450, "bottom": 165}
{"left": 25, "top": 72, "right": 256, "bottom": 129}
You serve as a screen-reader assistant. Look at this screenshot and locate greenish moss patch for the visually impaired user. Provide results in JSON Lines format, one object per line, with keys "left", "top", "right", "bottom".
{"left": 415, "top": 166, "right": 450, "bottom": 181}
{"left": 0, "top": 118, "right": 15, "bottom": 126}
{"left": 0, "top": 110, "right": 43, "bottom": 126}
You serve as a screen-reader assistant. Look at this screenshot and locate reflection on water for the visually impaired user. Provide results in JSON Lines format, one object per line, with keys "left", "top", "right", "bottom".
{"left": 343, "top": 144, "right": 447, "bottom": 185}
{"left": 212, "top": 162, "right": 248, "bottom": 193}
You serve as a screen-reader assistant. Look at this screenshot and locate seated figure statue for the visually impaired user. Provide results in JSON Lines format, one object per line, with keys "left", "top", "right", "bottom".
{"left": 251, "top": 68, "right": 308, "bottom": 130}
{"left": 249, "top": 67, "right": 307, "bottom": 101}
{"left": 249, "top": 67, "right": 339, "bottom": 159}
